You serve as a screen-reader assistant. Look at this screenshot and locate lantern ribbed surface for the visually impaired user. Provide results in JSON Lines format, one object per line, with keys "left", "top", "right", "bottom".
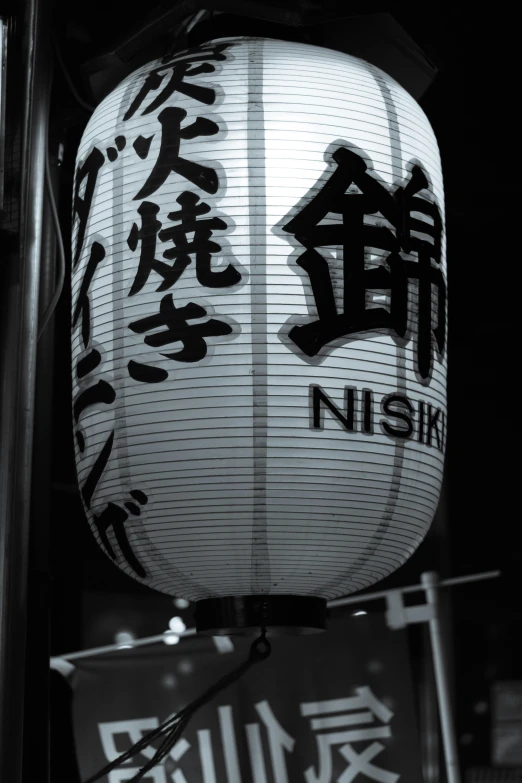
{"left": 72, "top": 37, "right": 446, "bottom": 602}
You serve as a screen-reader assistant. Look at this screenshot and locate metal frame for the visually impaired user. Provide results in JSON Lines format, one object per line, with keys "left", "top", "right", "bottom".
{"left": 422, "top": 572, "right": 461, "bottom": 783}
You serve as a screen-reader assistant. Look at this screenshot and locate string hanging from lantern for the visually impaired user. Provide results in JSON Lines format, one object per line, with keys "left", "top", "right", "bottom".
{"left": 83, "top": 630, "right": 272, "bottom": 783}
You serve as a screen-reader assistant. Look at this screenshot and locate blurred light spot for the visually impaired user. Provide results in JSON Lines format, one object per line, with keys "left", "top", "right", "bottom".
{"left": 367, "top": 659, "right": 383, "bottom": 674}
{"left": 473, "top": 700, "right": 488, "bottom": 715}
{"left": 423, "top": 764, "right": 438, "bottom": 782}
{"left": 168, "top": 616, "right": 186, "bottom": 634}
{"left": 114, "top": 630, "right": 135, "bottom": 645}
{"left": 212, "top": 636, "right": 235, "bottom": 653}
{"left": 117, "top": 644, "right": 133, "bottom": 650}
{"left": 460, "top": 733, "right": 473, "bottom": 745}
{"left": 173, "top": 598, "right": 190, "bottom": 609}
{"left": 161, "top": 673, "right": 178, "bottom": 689}
{"left": 353, "top": 611, "right": 367, "bottom": 616}
{"left": 50, "top": 657, "right": 75, "bottom": 677}
{"left": 163, "top": 631, "right": 180, "bottom": 645}
{"left": 177, "top": 659, "right": 193, "bottom": 675}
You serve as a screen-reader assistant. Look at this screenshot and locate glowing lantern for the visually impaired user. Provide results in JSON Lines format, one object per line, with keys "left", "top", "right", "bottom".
{"left": 71, "top": 37, "right": 446, "bottom": 633}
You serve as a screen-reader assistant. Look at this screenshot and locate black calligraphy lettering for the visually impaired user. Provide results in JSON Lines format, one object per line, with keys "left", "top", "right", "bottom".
{"left": 128, "top": 293, "right": 232, "bottom": 363}
{"left": 76, "top": 349, "right": 101, "bottom": 379}
{"left": 160, "top": 191, "right": 241, "bottom": 288}
{"left": 133, "top": 108, "right": 219, "bottom": 200}
{"left": 72, "top": 241, "right": 106, "bottom": 348}
{"left": 73, "top": 147, "right": 105, "bottom": 269}
{"left": 73, "top": 380, "right": 116, "bottom": 424}
{"left": 283, "top": 146, "right": 445, "bottom": 380}
{"left": 128, "top": 195, "right": 240, "bottom": 296}
{"left": 128, "top": 360, "right": 169, "bottom": 384}
{"left": 126, "top": 64, "right": 216, "bottom": 120}
{"left": 133, "top": 134, "right": 154, "bottom": 160}
{"left": 92, "top": 497, "right": 148, "bottom": 578}
{"left": 81, "top": 431, "right": 114, "bottom": 510}
{"left": 127, "top": 201, "right": 164, "bottom": 296}
{"left": 124, "top": 70, "right": 164, "bottom": 120}
{"left": 124, "top": 44, "right": 229, "bottom": 121}
{"left": 124, "top": 501, "right": 140, "bottom": 515}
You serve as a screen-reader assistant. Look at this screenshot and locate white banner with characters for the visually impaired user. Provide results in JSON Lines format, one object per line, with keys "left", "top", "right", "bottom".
{"left": 70, "top": 614, "right": 424, "bottom": 782}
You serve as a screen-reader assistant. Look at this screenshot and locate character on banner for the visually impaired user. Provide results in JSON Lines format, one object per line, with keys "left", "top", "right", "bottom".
{"left": 97, "top": 688, "right": 398, "bottom": 782}
{"left": 301, "top": 687, "right": 399, "bottom": 783}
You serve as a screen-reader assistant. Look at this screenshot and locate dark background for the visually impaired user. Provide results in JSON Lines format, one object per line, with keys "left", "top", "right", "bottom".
{"left": 1, "top": 1, "right": 517, "bottom": 780}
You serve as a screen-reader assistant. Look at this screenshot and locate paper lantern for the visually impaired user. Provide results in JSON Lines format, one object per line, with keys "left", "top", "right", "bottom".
{"left": 71, "top": 37, "right": 446, "bottom": 633}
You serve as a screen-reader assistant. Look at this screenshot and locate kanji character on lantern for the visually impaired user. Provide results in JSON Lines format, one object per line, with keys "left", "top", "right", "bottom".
{"left": 283, "top": 145, "right": 445, "bottom": 380}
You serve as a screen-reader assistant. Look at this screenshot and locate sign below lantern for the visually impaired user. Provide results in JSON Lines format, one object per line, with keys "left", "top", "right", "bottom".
{"left": 71, "top": 36, "right": 447, "bottom": 633}
{"left": 70, "top": 615, "right": 424, "bottom": 782}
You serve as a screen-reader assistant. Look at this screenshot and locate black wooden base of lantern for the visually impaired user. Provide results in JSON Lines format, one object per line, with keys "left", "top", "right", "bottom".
{"left": 194, "top": 595, "right": 327, "bottom": 636}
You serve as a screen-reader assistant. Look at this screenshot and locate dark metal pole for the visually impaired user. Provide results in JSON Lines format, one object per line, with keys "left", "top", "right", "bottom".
{"left": 22, "top": 150, "right": 59, "bottom": 783}
{"left": 419, "top": 623, "right": 441, "bottom": 783}
{"left": 0, "top": 0, "right": 49, "bottom": 777}
{"left": 422, "top": 571, "right": 461, "bottom": 783}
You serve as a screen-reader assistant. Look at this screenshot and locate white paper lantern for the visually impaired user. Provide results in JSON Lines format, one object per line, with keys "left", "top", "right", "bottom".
{"left": 71, "top": 37, "right": 446, "bottom": 632}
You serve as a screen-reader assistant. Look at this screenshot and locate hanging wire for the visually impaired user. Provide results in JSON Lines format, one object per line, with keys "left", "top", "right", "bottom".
{"left": 83, "top": 630, "right": 271, "bottom": 783}
{"left": 37, "top": 32, "right": 96, "bottom": 338}
{"left": 37, "top": 147, "right": 66, "bottom": 340}
{"left": 162, "top": 9, "right": 209, "bottom": 60}
{"left": 184, "top": 9, "right": 207, "bottom": 36}
{"left": 38, "top": 33, "right": 79, "bottom": 340}
{"left": 51, "top": 32, "right": 95, "bottom": 113}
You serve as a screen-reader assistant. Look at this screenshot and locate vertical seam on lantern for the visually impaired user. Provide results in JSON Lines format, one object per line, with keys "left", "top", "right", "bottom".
{"left": 111, "top": 109, "right": 135, "bottom": 562}
{"left": 373, "top": 67, "right": 407, "bottom": 525}
{"left": 360, "top": 66, "right": 407, "bottom": 569}
{"left": 317, "top": 67, "right": 408, "bottom": 597}
{"left": 111, "top": 96, "right": 158, "bottom": 589}
{"left": 248, "top": 38, "right": 271, "bottom": 594}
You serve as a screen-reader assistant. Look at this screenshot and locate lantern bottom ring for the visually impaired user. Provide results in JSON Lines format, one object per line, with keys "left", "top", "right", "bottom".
{"left": 194, "top": 595, "right": 327, "bottom": 636}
